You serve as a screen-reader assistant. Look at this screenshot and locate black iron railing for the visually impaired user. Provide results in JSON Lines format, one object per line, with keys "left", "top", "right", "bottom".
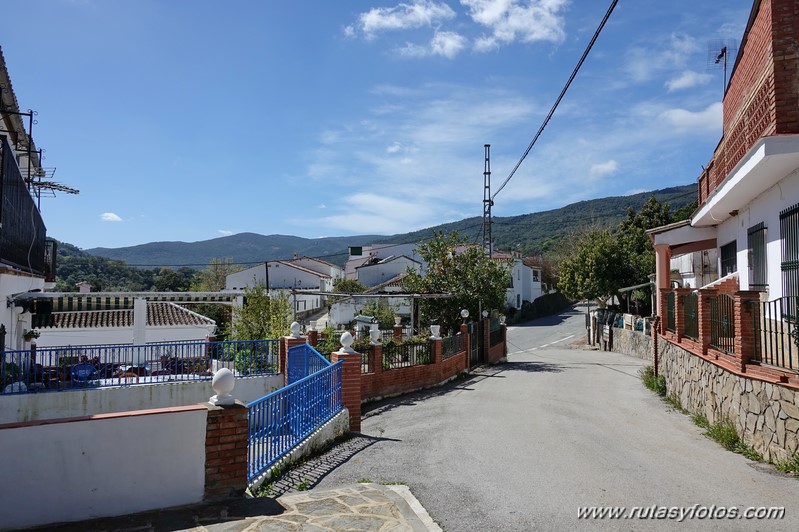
{"left": 666, "top": 292, "right": 676, "bottom": 332}
{"left": 710, "top": 294, "right": 735, "bottom": 354}
{"left": 382, "top": 341, "right": 432, "bottom": 370}
{"left": 752, "top": 297, "right": 799, "bottom": 371}
{"left": 442, "top": 333, "right": 465, "bottom": 360}
{"left": 683, "top": 292, "right": 698, "bottom": 340}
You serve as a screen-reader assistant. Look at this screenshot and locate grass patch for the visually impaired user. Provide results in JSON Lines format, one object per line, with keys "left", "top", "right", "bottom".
{"left": 663, "top": 392, "right": 688, "bottom": 414}
{"left": 775, "top": 453, "right": 799, "bottom": 475}
{"left": 639, "top": 365, "right": 666, "bottom": 396}
{"left": 358, "top": 478, "right": 373, "bottom": 484}
{"left": 692, "top": 416, "right": 763, "bottom": 462}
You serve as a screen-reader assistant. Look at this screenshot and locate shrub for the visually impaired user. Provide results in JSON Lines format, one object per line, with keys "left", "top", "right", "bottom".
{"left": 639, "top": 365, "right": 666, "bottom": 396}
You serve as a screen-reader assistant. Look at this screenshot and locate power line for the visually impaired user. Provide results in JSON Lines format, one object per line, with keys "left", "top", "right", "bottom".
{"left": 492, "top": 0, "right": 619, "bottom": 200}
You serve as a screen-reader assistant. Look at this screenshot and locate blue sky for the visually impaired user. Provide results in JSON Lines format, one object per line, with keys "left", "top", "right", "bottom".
{"left": 3, "top": 0, "right": 748, "bottom": 250}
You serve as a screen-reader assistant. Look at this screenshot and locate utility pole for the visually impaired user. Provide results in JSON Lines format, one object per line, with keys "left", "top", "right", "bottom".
{"left": 482, "top": 144, "right": 493, "bottom": 257}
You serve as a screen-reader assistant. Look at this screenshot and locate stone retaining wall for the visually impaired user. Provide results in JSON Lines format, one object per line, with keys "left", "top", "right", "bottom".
{"left": 611, "top": 328, "right": 799, "bottom": 462}
{"left": 610, "top": 328, "right": 653, "bottom": 362}
{"left": 658, "top": 339, "right": 799, "bottom": 462}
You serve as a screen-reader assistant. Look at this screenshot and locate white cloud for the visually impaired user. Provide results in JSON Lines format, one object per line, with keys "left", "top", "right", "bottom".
{"left": 625, "top": 33, "right": 700, "bottom": 83}
{"left": 353, "top": 1, "right": 456, "bottom": 39}
{"left": 217, "top": 229, "right": 233, "bottom": 236}
{"left": 430, "top": 31, "right": 468, "bottom": 58}
{"left": 101, "top": 212, "right": 122, "bottom": 222}
{"left": 398, "top": 30, "right": 468, "bottom": 59}
{"left": 462, "top": 0, "right": 568, "bottom": 51}
{"left": 659, "top": 101, "right": 722, "bottom": 134}
{"left": 666, "top": 70, "right": 713, "bottom": 91}
{"left": 589, "top": 159, "right": 619, "bottom": 179}
{"left": 386, "top": 142, "right": 402, "bottom": 153}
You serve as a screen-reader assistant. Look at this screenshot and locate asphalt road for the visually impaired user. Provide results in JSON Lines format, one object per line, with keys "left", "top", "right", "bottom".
{"left": 308, "top": 305, "right": 799, "bottom": 531}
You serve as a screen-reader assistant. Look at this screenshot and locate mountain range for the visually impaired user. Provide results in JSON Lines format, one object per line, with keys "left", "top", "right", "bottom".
{"left": 84, "top": 184, "right": 696, "bottom": 268}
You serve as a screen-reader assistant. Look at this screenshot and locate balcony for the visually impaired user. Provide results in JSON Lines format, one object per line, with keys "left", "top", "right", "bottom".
{"left": 0, "top": 135, "right": 46, "bottom": 275}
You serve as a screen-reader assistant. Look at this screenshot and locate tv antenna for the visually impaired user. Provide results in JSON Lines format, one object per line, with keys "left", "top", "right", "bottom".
{"left": 707, "top": 39, "right": 738, "bottom": 95}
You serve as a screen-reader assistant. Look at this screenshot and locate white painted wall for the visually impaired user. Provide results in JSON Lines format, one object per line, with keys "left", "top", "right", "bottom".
{"left": 0, "top": 374, "right": 283, "bottom": 424}
{"left": 0, "top": 271, "right": 45, "bottom": 350}
{"left": 670, "top": 250, "right": 718, "bottom": 288}
{"left": 0, "top": 407, "right": 207, "bottom": 530}
{"left": 292, "top": 258, "right": 343, "bottom": 280}
{"left": 226, "top": 263, "right": 267, "bottom": 290}
{"left": 34, "top": 324, "right": 215, "bottom": 348}
{"left": 713, "top": 168, "right": 799, "bottom": 299}
{"left": 356, "top": 257, "right": 420, "bottom": 287}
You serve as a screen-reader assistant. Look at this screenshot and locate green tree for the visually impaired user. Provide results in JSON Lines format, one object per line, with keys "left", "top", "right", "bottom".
{"left": 333, "top": 278, "right": 367, "bottom": 294}
{"left": 191, "top": 258, "right": 243, "bottom": 339}
{"left": 404, "top": 231, "right": 510, "bottom": 331}
{"left": 230, "top": 284, "right": 291, "bottom": 340}
{"left": 358, "top": 299, "right": 398, "bottom": 329}
{"left": 557, "top": 228, "right": 635, "bottom": 305}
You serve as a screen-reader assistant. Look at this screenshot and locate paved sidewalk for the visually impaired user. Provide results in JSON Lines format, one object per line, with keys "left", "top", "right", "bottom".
{"left": 41, "top": 483, "right": 440, "bottom": 532}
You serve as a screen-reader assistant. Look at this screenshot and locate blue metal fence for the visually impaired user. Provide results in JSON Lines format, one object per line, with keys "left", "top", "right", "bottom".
{"left": 287, "top": 344, "right": 331, "bottom": 384}
{"left": 0, "top": 339, "right": 279, "bottom": 394}
{"left": 247, "top": 348, "right": 342, "bottom": 483}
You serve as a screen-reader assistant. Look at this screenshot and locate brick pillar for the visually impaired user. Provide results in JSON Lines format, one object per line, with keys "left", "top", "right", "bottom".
{"left": 460, "top": 323, "right": 470, "bottom": 370}
{"left": 734, "top": 291, "right": 761, "bottom": 370}
{"left": 393, "top": 324, "right": 403, "bottom": 341}
{"left": 204, "top": 401, "right": 249, "bottom": 501}
{"left": 651, "top": 316, "right": 660, "bottom": 376}
{"left": 331, "top": 350, "right": 362, "bottom": 432}
{"left": 370, "top": 343, "right": 383, "bottom": 377}
{"left": 502, "top": 325, "right": 507, "bottom": 357}
{"left": 483, "top": 317, "right": 490, "bottom": 359}
{"left": 674, "top": 288, "right": 691, "bottom": 342}
{"left": 279, "top": 335, "right": 308, "bottom": 385}
{"left": 432, "top": 337, "right": 443, "bottom": 381}
{"left": 654, "top": 244, "right": 672, "bottom": 323}
{"left": 307, "top": 330, "right": 318, "bottom": 347}
{"left": 698, "top": 288, "right": 717, "bottom": 357}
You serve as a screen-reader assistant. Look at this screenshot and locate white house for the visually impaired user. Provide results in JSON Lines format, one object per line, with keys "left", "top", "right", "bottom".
{"left": 345, "top": 243, "right": 424, "bottom": 279}
{"left": 649, "top": 0, "right": 799, "bottom": 310}
{"left": 32, "top": 301, "right": 216, "bottom": 348}
{"left": 355, "top": 255, "right": 422, "bottom": 288}
{"left": 0, "top": 47, "right": 61, "bottom": 350}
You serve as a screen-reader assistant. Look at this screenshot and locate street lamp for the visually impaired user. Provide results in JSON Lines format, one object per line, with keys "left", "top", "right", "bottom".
{"left": 461, "top": 309, "right": 469, "bottom": 323}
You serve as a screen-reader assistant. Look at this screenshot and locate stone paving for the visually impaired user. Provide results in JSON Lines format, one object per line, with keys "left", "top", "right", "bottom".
{"left": 40, "top": 483, "right": 440, "bottom": 532}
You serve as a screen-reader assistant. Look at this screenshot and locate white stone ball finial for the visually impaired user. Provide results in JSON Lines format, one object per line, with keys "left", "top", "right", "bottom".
{"left": 430, "top": 325, "right": 441, "bottom": 340}
{"left": 210, "top": 368, "right": 235, "bottom": 406}
{"left": 340, "top": 331, "right": 356, "bottom": 353}
{"left": 290, "top": 321, "right": 302, "bottom": 338}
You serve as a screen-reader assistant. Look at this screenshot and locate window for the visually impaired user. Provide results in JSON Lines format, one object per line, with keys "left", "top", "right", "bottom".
{"left": 747, "top": 222, "right": 767, "bottom": 290}
{"left": 781, "top": 204, "right": 799, "bottom": 312}
{"left": 532, "top": 270, "right": 540, "bottom": 282}
{"left": 720, "top": 240, "right": 737, "bottom": 276}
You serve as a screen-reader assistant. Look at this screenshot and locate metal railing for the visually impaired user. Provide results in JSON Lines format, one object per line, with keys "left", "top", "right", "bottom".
{"left": 247, "top": 359, "right": 342, "bottom": 483}
{"left": 0, "top": 339, "right": 279, "bottom": 394}
{"left": 287, "top": 344, "right": 330, "bottom": 384}
{"left": 752, "top": 297, "right": 799, "bottom": 371}
{"left": 666, "top": 292, "right": 676, "bottom": 332}
{"left": 683, "top": 292, "right": 699, "bottom": 340}
{"left": 382, "top": 341, "right": 432, "bottom": 370}
{"left": 710, "top": 294, "right": 735, "bottom": 354}
{"left": 442, "top": 334, "right": 465, "bottom": 360}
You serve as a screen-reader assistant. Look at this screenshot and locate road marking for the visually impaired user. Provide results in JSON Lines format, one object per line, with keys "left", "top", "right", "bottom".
{"left": 508, "top": 335, "right": 573, "bottom": 355}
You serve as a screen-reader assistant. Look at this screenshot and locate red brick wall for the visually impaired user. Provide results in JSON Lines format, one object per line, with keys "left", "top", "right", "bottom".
{"left": 360, "top": 340, "right": 468, "bottom": 402}
{"left": 204, "top": 402, "right": 248, "bottom": 500}
{"left": 699, "top": 0, "right": 799, "bottom": 203}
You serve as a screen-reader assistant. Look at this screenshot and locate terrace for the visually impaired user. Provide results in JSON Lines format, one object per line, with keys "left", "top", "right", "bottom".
{"left": 657, "top": 285, "right": 799, "bottom": 386}
{"left": 1, "top": 339, "right": 279, "bottom": 394}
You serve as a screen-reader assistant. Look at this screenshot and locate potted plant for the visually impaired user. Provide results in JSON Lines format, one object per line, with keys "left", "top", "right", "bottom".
{"left": 23, "top": 329, "right": 40, "bottom": 342}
